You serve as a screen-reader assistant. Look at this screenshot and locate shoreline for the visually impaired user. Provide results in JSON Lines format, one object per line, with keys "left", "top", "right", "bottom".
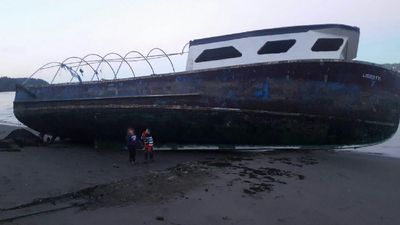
{"left": 1, "top": 122, "right": 399, "bottom": 159}
{"left": 0, "top": 123, "right": 21, "bottom": 139}
{"left": 0, "top": 122, "right": 24, "bottom": 127}
{"left": 1, "top": 124, "right": 400, "bottom": 224}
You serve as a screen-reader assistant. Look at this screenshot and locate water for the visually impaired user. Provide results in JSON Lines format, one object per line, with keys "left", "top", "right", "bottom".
{"left": 0, "top": 91, "right": 399, "bottom": 157}
{"left": 0, "top": 92, "right": 22, "bottom": 126}
{"left": 351, "top": 132, "right": 400, "bottom": 158}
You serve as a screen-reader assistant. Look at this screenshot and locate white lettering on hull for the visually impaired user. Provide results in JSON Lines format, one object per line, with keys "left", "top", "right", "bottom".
{"left": 362, "top": 73, "right": 381, "bottom": 81}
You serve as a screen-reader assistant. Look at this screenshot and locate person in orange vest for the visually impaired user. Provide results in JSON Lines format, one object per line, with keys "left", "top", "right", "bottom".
{"left": 141, "top": 128, "right": 154, "bottom": 163}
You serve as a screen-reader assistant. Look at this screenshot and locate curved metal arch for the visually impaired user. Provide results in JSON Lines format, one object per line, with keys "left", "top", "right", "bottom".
{"left": 75, "top": 53, "right": 115, "bottom": 78}
{"left": 22, "top": 62, "right": 62, "bottom": 86}
{"left": 119, "top": 50, "right": 155, "bottom": 75}
{"left": 96, "top": 52, "right": 135, "bottom": 79}
{"left": 181, "top": 42, "right": 190, "bottom": 54}
{"left": 72, "top": 53, "right": 116, "bottom": 82}
{"left": 146, "top": 48, "right": 175, "bottom": 73}
{"left": 51, "top": 57, "right": 98, "bottom": 84}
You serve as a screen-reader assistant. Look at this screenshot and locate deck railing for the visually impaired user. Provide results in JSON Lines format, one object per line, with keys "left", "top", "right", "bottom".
{"left": 22, "top": 44, "right": 190, "bottom": 86}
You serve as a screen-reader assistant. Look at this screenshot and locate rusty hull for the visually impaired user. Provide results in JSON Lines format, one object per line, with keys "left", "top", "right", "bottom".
{"left": 14, "top": 60, "right": 400, "bottom": 147}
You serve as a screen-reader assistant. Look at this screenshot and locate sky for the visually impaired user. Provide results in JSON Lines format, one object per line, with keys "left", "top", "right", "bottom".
{"left": 0, "top": 0, "right": 399, "bottom": 79}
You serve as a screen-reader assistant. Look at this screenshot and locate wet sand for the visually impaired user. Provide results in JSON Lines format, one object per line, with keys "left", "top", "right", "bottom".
{"left": 0, "top": 124, "right": 400, "bottom": 225}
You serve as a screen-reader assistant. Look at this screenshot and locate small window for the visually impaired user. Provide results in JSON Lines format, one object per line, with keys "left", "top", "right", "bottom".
{"left": 195, "top": 46, "right": 242, "bottom": 63}
{"left": 312, "top": 38, "right": 344, "bottom": 52}
{"left": 257, "top": 39, "right": 296, "bottom": 54}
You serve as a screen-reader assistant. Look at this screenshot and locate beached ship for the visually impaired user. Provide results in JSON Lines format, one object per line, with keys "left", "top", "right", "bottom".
{"left": 14, "top": 24, "right": 400, "bottom": 148}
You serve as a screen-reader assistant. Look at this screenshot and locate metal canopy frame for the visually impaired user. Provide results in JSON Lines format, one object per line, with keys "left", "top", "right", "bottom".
{"left": 23, "top": 46, "right": 189, "bottom": 86}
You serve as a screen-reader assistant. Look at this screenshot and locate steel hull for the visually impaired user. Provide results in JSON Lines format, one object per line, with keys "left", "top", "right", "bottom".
{"left": 14, "top": 60, "right": 400, "bottom": 146}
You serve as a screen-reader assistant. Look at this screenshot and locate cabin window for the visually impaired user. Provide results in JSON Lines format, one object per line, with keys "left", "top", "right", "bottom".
{"left": 257, "top": 39, "right": 296, "bottom": 54}
{"left": 312, "top": 38, "right": 344, "bottom": 52}
{"left": 195, "top": 46, "right": 242, "bottom": 63}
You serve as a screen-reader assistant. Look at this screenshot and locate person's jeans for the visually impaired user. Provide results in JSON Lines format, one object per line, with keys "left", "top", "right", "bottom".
{"left": 128, "top": 146, "right": 136, "bottom": 162}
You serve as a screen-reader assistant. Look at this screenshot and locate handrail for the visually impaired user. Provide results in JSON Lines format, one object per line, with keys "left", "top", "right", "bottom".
{"left": 21, "top": 45, "right": 188, "bottom": 87}
{"left": 95, "top": 52, "right": 135, "bottom": 80}
{"left": 22, "top": 62, "right": 62, "bottom": 85}
{"left": 181, "top": 42, "right": 190, "bottom": 54}
{"left": 146, "top": 48, "right": 175, "bottom": 73}
{"left": 51, "top": 57, "right": 99, "bottom": 84}
{"left": 72, "top": 53, "right": 115, "bottom": 82}
{"left": 118, "top": 50, "right": 155, "bottom": 75}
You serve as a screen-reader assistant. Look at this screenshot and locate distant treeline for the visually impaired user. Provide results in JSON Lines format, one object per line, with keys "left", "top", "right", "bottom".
{"left": 0, "top": 77, "right": 48, "bottom": 92}
{"left": 382, "top": 63, "right": 400, "bottom": 73}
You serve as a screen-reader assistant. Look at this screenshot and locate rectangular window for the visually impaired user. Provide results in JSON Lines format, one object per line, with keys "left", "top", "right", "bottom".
{"left": 312, "top": 38, "right": 344, "bottom": 52}
{"left": 195, "top": 46, "right": 242, "bottom": 63}
{"left": 257, "top": 39, "right": 296, "bottom": 54}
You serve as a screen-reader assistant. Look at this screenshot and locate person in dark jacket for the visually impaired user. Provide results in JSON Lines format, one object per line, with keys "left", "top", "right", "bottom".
{"left": 141, "top": 128, "right": 154, "bottom": 163}
{"left": 126, "top": 128, "right": 138, "bottom": 164}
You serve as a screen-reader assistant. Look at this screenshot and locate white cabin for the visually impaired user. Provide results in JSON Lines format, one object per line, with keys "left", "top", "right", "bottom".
{"left": 186, "top": 24, "right": 360, "bottom": 71}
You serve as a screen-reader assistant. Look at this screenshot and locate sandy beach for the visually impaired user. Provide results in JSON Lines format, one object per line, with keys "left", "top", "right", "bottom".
{"left": 0, "top": 123, "right": 400, "bottom": 225}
